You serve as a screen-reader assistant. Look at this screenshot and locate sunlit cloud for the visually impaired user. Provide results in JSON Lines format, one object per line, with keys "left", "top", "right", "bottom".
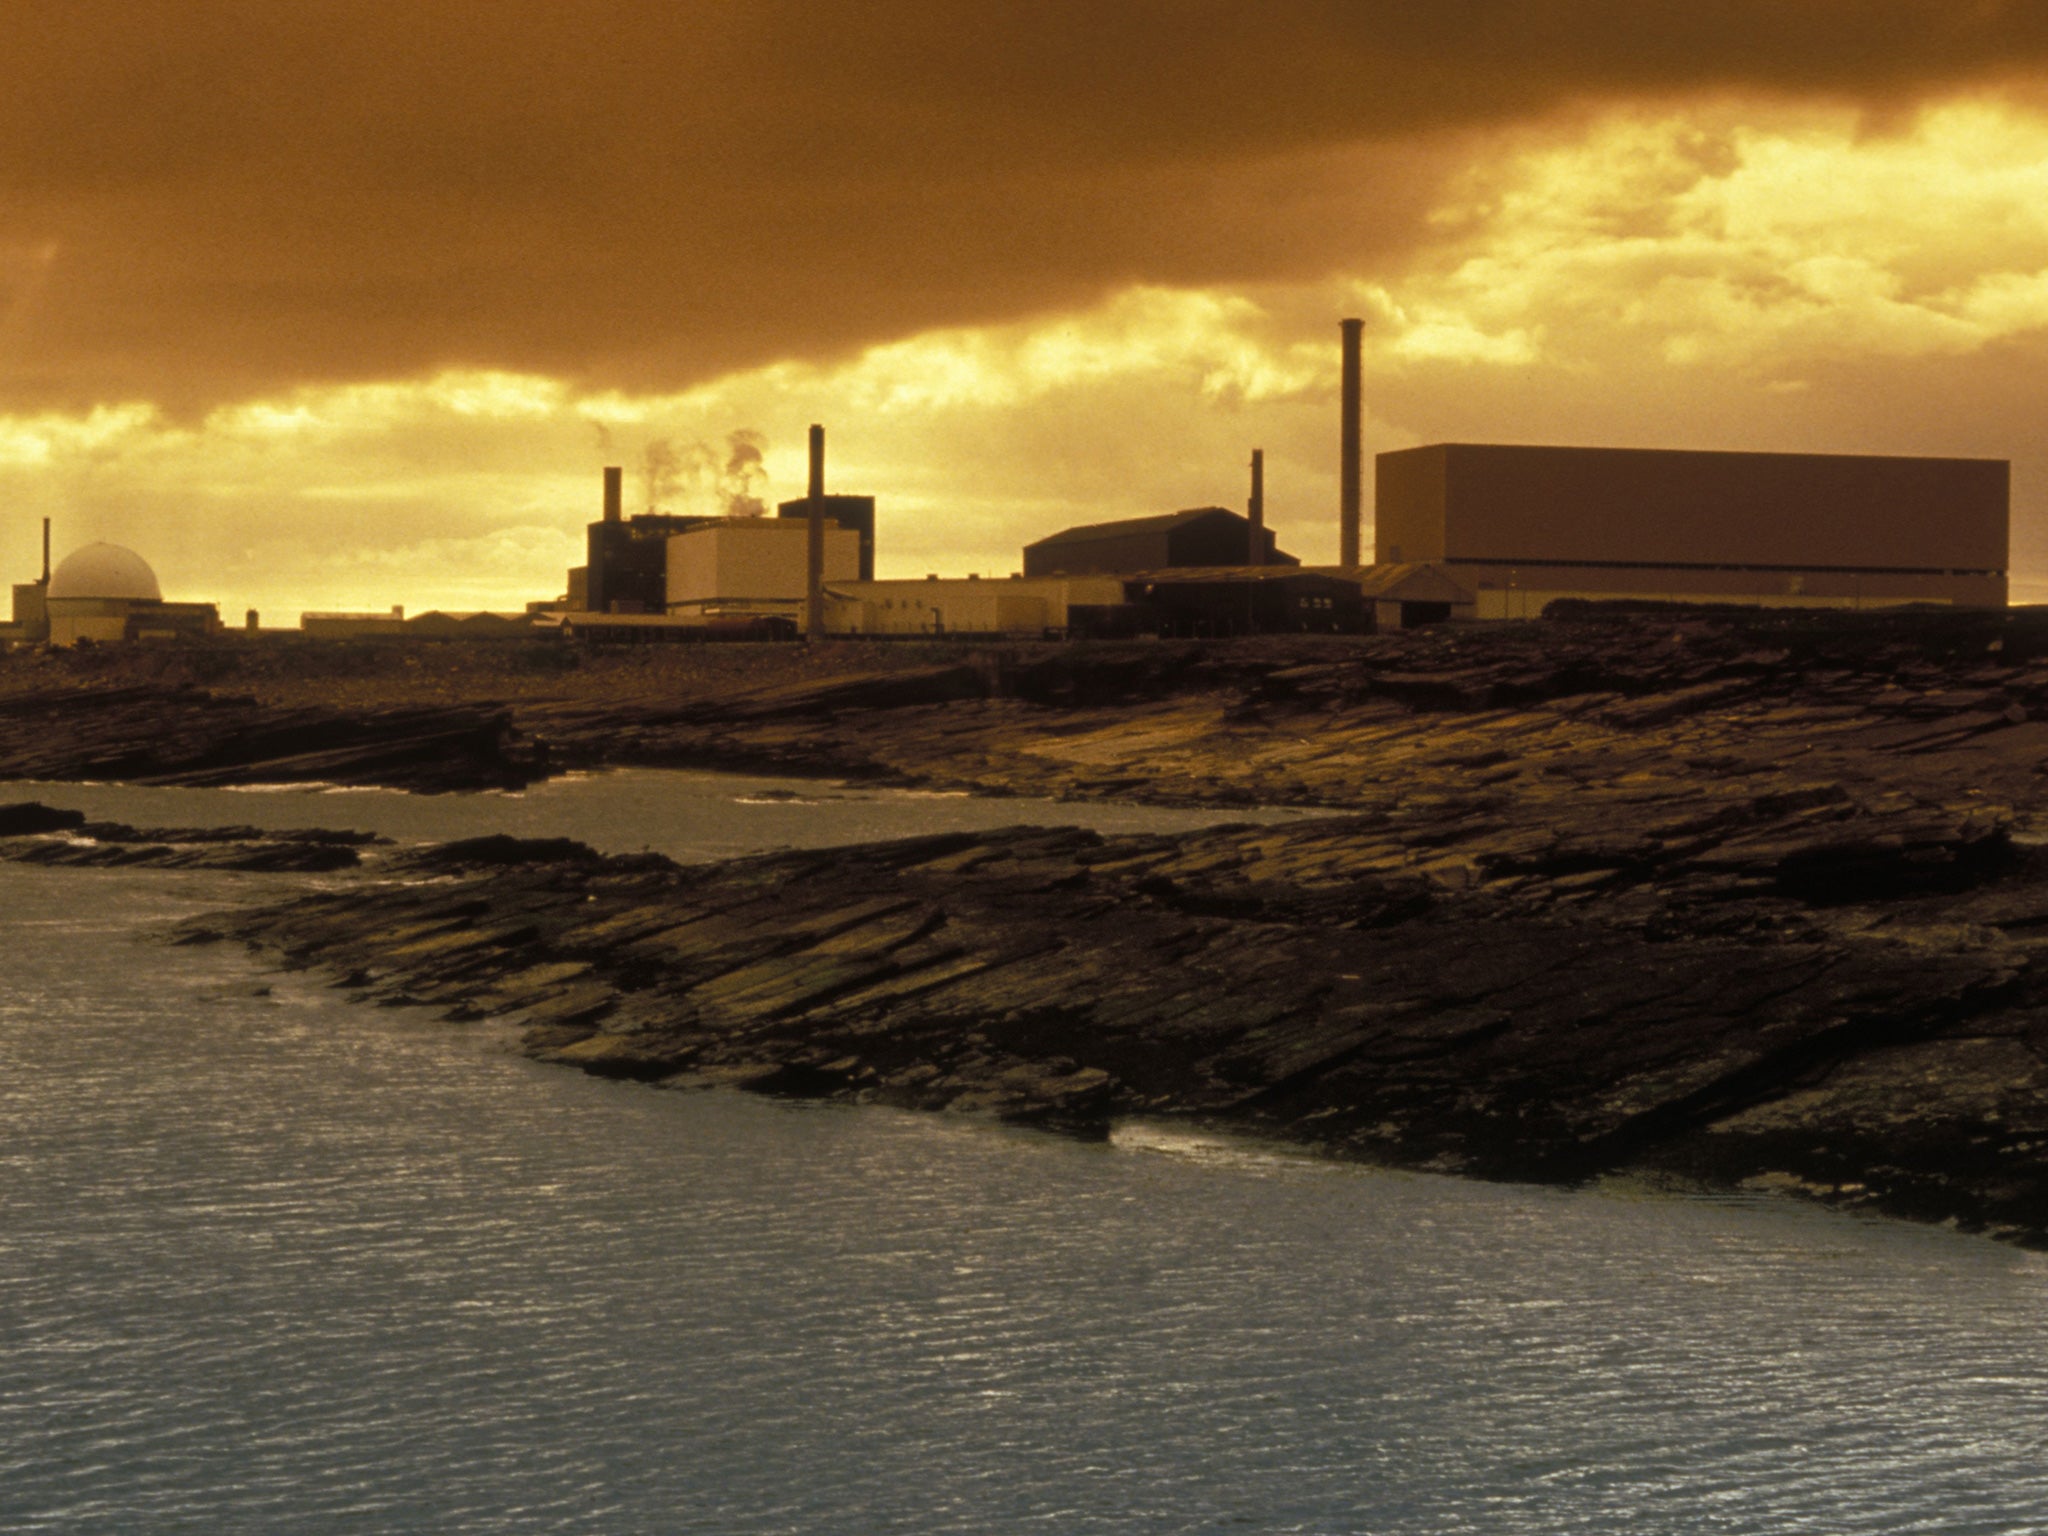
{"left": 0, "top": 404, "right": 160, "bottom": 468}
{"left": 14, "top": 93, "right": 2048, "bottom": 618}
{"left": 1381, "top": 100, "right": 2048, "bottom": 374}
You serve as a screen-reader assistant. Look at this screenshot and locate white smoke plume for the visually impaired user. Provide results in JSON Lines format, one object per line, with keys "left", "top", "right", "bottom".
{"left": 719, "top": 429, "right": 767, "bottom": 517}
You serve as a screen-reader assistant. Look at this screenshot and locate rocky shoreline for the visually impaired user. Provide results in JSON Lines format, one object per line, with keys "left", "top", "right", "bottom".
{"left": 12, "top": 605, "right": 2048, "bottom": 1246}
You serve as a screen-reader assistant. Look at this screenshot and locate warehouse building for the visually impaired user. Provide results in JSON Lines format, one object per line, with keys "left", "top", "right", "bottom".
{"left": 1375, "top": 444, "right": 2008, "bottom": 616}
{"left": 822, "top": 574, "right": 1128, "bottom": 638}
{"left": 1023, "top": 508, "right": 1295, "bottom": 578}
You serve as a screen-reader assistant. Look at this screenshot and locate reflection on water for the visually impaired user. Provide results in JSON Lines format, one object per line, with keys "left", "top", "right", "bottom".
{"left": 3, "top": 778, "right": 2048, "bottom": 1533}
{"left": 8, "top": 767, "right": 1319, "bottom": 865}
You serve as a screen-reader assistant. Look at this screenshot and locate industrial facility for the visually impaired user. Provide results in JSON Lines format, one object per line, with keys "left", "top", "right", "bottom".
{"left": 1, "top": 521, "right": 221, "bottom": 646}
{"left": 1375, "top": 442, "right": 2009, "bottom": 616}
{"left": 554, "top": 427, "right": 865, "bottom": 639}
{"left": 1, "top": 316, "right": 2017, "bottom": 651}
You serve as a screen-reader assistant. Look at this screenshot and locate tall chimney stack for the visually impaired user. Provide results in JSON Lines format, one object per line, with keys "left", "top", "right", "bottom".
{"left": 806, "top": 424, "right": 826, "bottom": 639}
{"left": 1339, "top": 318, "right": 1363, "bottom": 568}
{"left": 40, "top": 517, "right": 50, "bottom": 583}
{"left": 602, "top": 465, "right": 623, "bottom": 524}
{"left": 1248, "top": 449, "right": 1265, "bottom": 569}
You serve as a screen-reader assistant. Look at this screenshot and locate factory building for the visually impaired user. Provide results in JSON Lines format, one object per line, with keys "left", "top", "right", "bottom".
{"left": 575, "top": 467, "right": 724, "bottom": 614}
{"left": 669, "top": 519, "right": 860, "bottom": 623}
{"left": 822, "top": 575, "right": 1128, "bottom": 638}
{"left": 1375, "top": 444, "right": 2009, "bottom": 616}
{"left": 563, "top": 439, "right": 879, "bottom": 634}
{"left": 1023, "top": 508, "right": 1296, "bottom": 578}
{"left": 776, "top": 495, "right": 875, "bottom": 582}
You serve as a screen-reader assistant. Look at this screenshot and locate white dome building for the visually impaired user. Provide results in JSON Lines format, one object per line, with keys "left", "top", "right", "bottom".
{"left": 42, "top": 541, "right": 218, "bottom": 646}
{"left": 47, "top": 543, "right": 163, "bottom": 603}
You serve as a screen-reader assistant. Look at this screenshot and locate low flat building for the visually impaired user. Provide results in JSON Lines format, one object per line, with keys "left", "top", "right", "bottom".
{"left": 822, "top": 575, "right": 1127, "bottom": 638}
{"left": 1023, "top": 508, "right": 1297, "bottom": 578}
{"left": 1124, "top": 568, "right": 1366, "bottom": 637}
{"left": 1376, "top": 443, "right": 2008, "bottom": 616}
{"left": 404, "top": 611, "right": 533, "bottom": 638}
{"left": 1347, "top": 562, "right": 1479, "bottom": 629}
{"left": 554, "top": 611, "right": 797, "bottom": 643}
{"left": 301, "top": 607, "right": 408, "bottom": 637}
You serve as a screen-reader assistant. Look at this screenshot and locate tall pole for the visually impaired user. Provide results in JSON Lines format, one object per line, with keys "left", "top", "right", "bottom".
{"left": 1340, "top": 317, "right": 1363, "bottom": 569}
{"left": 806, "top": 424, "right": 825, "bottom": 640}
{"left": 1248, "top": 449, "right": 1265, "bottom": 569}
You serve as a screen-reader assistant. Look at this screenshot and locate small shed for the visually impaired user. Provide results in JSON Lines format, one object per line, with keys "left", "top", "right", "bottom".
{"left": 1350, "top": 563, "right": 1477, "bottom": 630}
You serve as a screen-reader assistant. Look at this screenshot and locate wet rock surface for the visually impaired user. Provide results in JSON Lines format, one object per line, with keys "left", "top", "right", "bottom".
{"left": 22, "top": 605, "right": 2048, "bottom": 1245}
{"left": 0, "top": 801, "right": 380, "bottom": 871}
{"left": 187, "top": 779, "right": 2048, "bottom": 1248}
{"left": 0, "top": 684, "right": 544, "bottom": 792}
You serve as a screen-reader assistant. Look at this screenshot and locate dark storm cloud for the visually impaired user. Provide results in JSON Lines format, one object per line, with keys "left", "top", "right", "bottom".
{"left": 3, "top": 0, "right": 2045, "bottom": 409}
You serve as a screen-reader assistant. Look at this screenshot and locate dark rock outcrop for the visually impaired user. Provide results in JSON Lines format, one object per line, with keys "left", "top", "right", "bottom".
{"left": 22, "top": 607, "right": 2048, "bottom": 1248}
{"left": 0, "top": 801, "right": 380, "bottom": 872}
{"left": 184, "top": 776, "right": 2048, "bottom": 1248}
{"left": 0, "top": 686, "right": 544, "bottom": 792}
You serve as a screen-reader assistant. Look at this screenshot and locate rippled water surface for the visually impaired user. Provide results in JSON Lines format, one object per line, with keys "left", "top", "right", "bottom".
{"left": 5, "top": 777, "right": 2048, "bottom": 1533}
{"left": 9, "top": 768, "right": 1314, "bottom": 863}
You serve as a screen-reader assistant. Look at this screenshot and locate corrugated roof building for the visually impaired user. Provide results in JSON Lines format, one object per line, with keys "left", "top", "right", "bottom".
{"left": 1022, "top": 508, "right": 1296, "bottom": 578}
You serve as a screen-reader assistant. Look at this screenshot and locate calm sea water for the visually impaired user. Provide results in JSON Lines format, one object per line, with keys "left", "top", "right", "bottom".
{"left": 4, "top": 775, "right": 2048, "bottom": 1534}
{"left": 4, "top": 769, "right": 1316, "bottom": 863}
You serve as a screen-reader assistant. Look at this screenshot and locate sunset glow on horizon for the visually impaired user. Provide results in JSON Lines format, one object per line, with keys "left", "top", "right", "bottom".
{"left": 9, "top": 4, "right": 2048, "bottom": 617}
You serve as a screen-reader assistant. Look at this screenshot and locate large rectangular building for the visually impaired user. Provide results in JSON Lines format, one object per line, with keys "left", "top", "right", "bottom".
{"left": 777, "top": 495, "right": 876, "bottom": 581}
{"left": 667, "top": 518, "right": 860, "bottom": 622}
{"left": 1375, "top": 444, "right": 2008, "bottom": 616}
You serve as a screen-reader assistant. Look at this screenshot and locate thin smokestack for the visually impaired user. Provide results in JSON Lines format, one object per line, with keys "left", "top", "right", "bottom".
{"left": 40, "top": 517, "right": 50, "bottom": 583}
{"left": 602, "top": 465, "right": 623, "bottom": 524}
{"left": 1340, "top": 318, "right": 1363, "bottom": 568}
{"left": 806, "top": 424, "right": 825, "bottom": 639}
{"left": 1248, "top": 449, "right": 1265, "bottom": 569}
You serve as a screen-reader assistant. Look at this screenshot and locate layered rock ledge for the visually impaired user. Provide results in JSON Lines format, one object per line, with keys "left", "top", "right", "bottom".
{"left": 15, "top": 605, "right": 2048, "bottom": 1245}
{"left": 156, "top": 776, "right": 2048, "bottom": 1248}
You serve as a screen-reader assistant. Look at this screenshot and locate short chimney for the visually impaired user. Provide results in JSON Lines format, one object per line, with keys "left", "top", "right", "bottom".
{"left": 1340, "top": 317, "right": 1363, "bottom": 568}
{"left": 1248, "top": 448, "right": 1265, "bottom": 569}
{"left": 603, "top": 466, "right": 623, "bottom": 524}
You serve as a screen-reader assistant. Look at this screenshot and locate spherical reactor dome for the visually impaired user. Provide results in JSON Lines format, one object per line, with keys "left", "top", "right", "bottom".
{"left": 46, "top": 543, "right": 162, "bottom": 602}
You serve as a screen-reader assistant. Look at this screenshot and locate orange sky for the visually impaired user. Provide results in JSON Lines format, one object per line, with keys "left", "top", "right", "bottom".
{"left": 7, "top": 1, "right": 2048, "bottom": 616}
